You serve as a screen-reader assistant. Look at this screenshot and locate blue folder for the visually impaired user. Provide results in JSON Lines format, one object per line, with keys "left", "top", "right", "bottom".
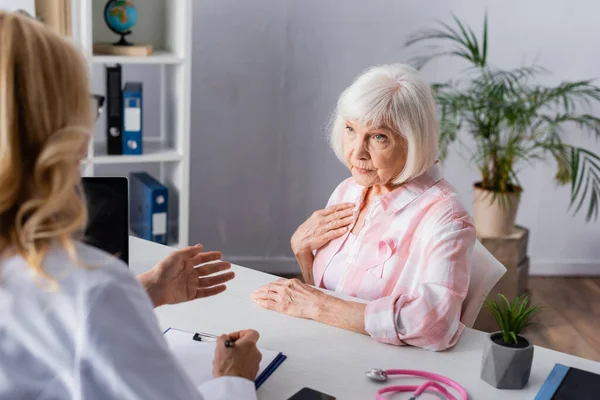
{"left": 255, "top": 352, "right": 287, "bottom": 389}
{"left": 535, "top": 363, "right": 600, "bottom": 399}
{"left": 129, "top": 172, "right": 168, "bottom": 245}
{"left": 122, "top": 82, "right": 143, "bottom": 155}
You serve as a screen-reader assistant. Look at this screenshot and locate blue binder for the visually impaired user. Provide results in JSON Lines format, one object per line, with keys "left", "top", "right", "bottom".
{"left": 535, "top": 363, "right": 600, "bottom": 399}
{"left": 122, "top": 82, "right": 143, "bottom": 155}
{"left": 129, "top": 172, "right": 168, "bottom": 244}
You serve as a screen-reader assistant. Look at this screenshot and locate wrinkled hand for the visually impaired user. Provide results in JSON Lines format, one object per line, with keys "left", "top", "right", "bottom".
{"left": 213, "top": 330, "right": 262, "bottom": 381}
{"left": 139, "top": 244, "right": 234, "bottom": 307}
{"left": 291, "top": 203, "right": 355, "bottom": 256}
{"left": 251, "top": 278, "right": 325, "bottom": 320}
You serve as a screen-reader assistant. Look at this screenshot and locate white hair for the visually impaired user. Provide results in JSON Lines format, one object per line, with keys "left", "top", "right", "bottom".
{"left": 329, "top": 64, "right": 439, "bottom": 184}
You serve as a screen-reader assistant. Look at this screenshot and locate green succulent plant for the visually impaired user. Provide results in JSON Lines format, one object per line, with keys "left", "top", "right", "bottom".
{"left": 485, "top": 293, "right": 542, "bottom": 346}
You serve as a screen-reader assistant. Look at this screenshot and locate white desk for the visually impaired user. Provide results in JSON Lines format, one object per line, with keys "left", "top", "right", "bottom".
{"left": 130, "top": 237, "right": 600, "bottom": 399}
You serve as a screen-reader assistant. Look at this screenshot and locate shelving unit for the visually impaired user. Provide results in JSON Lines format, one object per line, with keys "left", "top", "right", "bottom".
{"left": 71, "top": 0, "right": 193, "bottom": 248}
{"left": 91, "top": 51, "right": 184, "bottom": 65}
{"left": 92, "top": 141, "right": 183, "bottom": 164}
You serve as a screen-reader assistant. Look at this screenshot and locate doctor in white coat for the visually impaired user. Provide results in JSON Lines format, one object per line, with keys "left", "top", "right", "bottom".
{"left": 0, "top": 11, "right": 260, "bottom": 400}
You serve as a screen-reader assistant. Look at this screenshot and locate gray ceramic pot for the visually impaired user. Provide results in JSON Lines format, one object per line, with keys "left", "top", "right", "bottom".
{"left": 480, "top": 331, "right": 534, "bottom": 389}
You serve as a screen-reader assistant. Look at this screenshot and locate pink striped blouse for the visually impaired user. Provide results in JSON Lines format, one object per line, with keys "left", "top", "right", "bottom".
{"left": 313, "top": 162, "right": 476, "bottom": 351}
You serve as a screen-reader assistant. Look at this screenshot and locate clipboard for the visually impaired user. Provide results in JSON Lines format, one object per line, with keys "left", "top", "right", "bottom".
{"left": 163, "top": 328, "right": 286, "bottom": 389}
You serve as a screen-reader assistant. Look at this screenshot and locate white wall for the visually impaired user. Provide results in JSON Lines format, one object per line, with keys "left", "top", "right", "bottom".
{"left": 189, "top": 0, "right": 600, "bottom": 275}
{"left": 0, "top": 0, "right": 34, "bottom": 14}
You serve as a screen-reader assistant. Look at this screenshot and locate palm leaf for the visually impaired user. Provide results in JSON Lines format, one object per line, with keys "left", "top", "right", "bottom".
{"left": 481, "top": 11, "right": 488, "bottom": 67}
{"left": 406, "top": 15, "right": 487, "bottom": 68}
{"left": 589, "top": 179, "right": 600, "bottom": 221}
{"left": 409, "top": 12, "right": 600, "bottom": 223}
{"left": 451, "top": 15, "right": 482, "bottom": 66}
{"left": 569, "top": 148, "right": 600, "bottom": 221}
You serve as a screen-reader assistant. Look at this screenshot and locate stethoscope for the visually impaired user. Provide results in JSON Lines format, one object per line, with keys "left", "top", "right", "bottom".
{"left": 366, "top": 368, "right": 469, "bottom": 400}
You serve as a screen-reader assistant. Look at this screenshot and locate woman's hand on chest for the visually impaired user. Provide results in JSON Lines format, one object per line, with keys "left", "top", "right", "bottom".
{"left": 291, "top": 203, "right": 355, "bottom": 255}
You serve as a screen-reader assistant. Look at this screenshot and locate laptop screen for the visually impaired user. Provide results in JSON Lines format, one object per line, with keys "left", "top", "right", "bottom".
{"left": 81, "top": 177, "right": 129, "bottom": 265}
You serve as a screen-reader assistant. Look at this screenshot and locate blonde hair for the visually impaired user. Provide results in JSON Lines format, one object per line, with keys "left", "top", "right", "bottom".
{"left": 0, "top": 12, "right": 92, "bottom": 285}
{"left": 329, "top": 64, "right": 439, "bottom": 184}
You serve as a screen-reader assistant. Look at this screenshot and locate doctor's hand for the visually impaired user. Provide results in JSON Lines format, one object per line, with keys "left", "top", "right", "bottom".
{"left": 137, "top": 244, "right": 234, "bottom": 308}
{"left": 251, "top": 278, "right": 325, "bottom": 320}
{"left": 213, "top": 330, "right": 262, "bottom": 381}
{"left": 291, "top": 203, "right": 355, "bottom": 256}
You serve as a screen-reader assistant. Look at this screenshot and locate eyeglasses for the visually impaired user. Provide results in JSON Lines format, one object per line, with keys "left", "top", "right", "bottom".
{"left": 92, "top": 94, "right": 105, "bottom": 121}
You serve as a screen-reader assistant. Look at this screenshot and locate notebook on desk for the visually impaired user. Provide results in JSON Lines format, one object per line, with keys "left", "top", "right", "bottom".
{"left": 163, "top": 328, "right": 286, "bottom": 389}
{"left": 535, "top": 363, "right": 600, "bottom": 400}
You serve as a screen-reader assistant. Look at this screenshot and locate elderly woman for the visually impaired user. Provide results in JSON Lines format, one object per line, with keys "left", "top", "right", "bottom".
{"left": 252, "top": 64, "right": 476, "bottom": 351}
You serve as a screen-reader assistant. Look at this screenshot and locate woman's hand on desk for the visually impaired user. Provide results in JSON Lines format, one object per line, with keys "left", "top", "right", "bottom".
{"left": 138, "top": 244, "right": 234, "bottom": 307}
{"left": 213, "top": 330, "right": 262, "bottom": 381}
{"left": 251, "top": 278, "right": 325, "bottom": 319}
{"left": 252, "top": 279, "right": 368, "bottom": 335}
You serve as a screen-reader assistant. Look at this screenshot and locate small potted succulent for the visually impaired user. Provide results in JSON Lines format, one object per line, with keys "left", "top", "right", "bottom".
{"left": 480, "top": 293, "right": 542, "bottom": 389}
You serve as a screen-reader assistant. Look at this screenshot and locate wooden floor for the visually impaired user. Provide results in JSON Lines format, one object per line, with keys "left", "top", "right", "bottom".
{"left": 524, "top": 277, "right": 600, "bottom": 362}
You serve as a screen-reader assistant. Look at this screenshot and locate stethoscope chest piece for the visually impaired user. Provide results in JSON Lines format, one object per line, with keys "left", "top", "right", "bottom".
{"left": 366, "top": 368, "right": 388, "bottom": 382}
{"left": 365, "top": 368, "right": 469, "bottom": 400}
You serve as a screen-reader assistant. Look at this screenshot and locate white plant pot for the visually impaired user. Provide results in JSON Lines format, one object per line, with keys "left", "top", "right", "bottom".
{"left": 473, "top": 184, "right": 521, "bottom": 237}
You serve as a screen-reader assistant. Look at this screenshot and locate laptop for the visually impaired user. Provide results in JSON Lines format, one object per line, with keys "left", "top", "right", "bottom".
{"left": 81, "top": 177, "right": 129, "bottom": 265}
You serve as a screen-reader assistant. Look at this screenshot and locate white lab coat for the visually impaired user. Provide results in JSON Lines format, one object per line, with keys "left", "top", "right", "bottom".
{"left": 0, "top": 241, "right": 257, "bottom": 400}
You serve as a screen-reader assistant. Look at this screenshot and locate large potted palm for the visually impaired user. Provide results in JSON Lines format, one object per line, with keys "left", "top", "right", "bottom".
{"left": 406, "top": 14, "right": 600, "bottom": 236}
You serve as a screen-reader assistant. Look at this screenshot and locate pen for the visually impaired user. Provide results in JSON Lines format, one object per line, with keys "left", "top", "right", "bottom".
{"left": 193, "top": 332, "right": 235, "bottom": 348}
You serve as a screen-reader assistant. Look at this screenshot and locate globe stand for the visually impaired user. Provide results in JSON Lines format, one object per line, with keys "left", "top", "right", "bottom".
{"left": 113, "top": 31, "right": 134, "bottom": 47}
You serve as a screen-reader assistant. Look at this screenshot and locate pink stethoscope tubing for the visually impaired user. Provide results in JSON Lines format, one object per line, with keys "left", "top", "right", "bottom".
{"left": 374, "top": 369, "right": 468, "bottom": 400}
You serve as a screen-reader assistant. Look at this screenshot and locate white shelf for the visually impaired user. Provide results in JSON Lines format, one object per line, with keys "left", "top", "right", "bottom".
{"left": 75, "top": 0, "right": 193, "bottom": 247}
{"left": 91, "top": 141, "right": 183, "bottom": 164}
{"left": 92, "top": 51, "right": 183, "bottom": 65}
{"left": 129, "top": 230, "right": 180, "bottom": 249}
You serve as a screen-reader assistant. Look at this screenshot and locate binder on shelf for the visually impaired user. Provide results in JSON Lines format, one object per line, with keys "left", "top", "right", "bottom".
{"left": 122, "top": 82, "right": 143, "bottom": 155}
{"left": 105, "top": 64, "right": 123, "bottom": 155}
{"left": 129, "top": 172, "right": 168, "bottom": 245}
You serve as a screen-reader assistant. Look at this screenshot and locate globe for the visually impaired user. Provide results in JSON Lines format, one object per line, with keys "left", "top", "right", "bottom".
{"left": 104, "top": 0, "right": 138, "bottom": 37}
